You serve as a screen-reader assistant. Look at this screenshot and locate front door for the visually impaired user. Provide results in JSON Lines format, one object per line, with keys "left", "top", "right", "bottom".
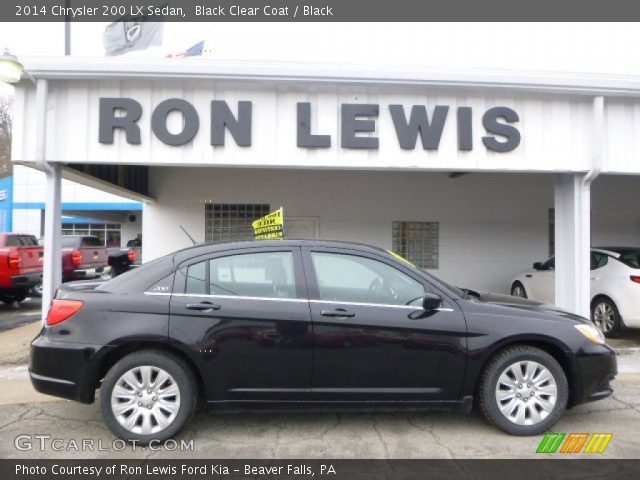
{"left": 169, "top": 247, "right": 312, "bottom": 401}
{"left": 302, "top": 248, "right": 467, "bottom": 402}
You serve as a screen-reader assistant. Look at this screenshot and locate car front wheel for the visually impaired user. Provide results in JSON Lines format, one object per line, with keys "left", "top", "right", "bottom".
{"left": 591, "top": 297, "right": 621, "bottom": 337}
{"left": 478, "top": 345, "right": 568, "bottom": 436}
{"left": 100, "top": 351, "right": 197, "bottom": 444}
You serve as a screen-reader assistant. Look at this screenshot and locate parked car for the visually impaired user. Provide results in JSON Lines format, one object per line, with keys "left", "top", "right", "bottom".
{"left": 108, "top": 247, "right": 138, "bottom": 276}
{"left": 0, "top": 233, "right": 43, "bottom": 304}
{"left": 30, "top": 240, "right": 616, "bottom": 443}
{"left": 61, "top": 235, "right": 111, "bottom": 282}
{"left": 511, "top": 247, "right": 640, "bottom": 336}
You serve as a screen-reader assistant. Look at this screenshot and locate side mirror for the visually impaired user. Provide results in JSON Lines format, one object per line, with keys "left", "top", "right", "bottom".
{"left": 533, "top": 262, "right": 544, "bottom": 270}
{"left": 422, "top": 292, "right": 442, "bottom": 311}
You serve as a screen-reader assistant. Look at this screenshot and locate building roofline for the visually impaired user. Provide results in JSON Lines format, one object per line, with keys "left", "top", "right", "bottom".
{"left": 17, "top": 57, "right": 640, "bottom": 97}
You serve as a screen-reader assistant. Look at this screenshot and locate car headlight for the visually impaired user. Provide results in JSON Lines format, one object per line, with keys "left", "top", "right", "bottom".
{"left": 575, "top": 324, "right": 606, "bottom": 345}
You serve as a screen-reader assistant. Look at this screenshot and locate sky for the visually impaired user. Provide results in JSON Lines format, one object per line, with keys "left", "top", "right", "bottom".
{"left": 2, "top": 22, "right": 640, "bottom": 95}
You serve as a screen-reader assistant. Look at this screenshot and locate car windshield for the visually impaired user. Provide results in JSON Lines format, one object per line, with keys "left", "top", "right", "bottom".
{"left": 619, "top": 250, "right": 640, "bottom": 268}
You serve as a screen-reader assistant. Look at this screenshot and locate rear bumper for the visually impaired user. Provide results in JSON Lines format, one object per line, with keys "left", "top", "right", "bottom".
{"left": 29, "top": 334, "right": 103, "bottom": 404}
{"left": 11, "top": 271, "right": 43, "bottom": 288}
{"left": 69, "top": 265, "right": 111, "bottom": 280}
{"left": 572, "top": 345, "right": 617, "bottom": 406}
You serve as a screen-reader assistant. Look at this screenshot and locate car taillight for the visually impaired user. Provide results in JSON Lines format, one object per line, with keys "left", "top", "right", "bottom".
{"left": 71, "top": 249, "right": 82, "bottom": 267}
{"left": 128, "top": 249, "right": 136, "bottom": 262}
{"left": 7, "top": 252, "right": 21, "bottom": 269}
{"left": 631, "top": 276, "right": 640, "bottom": 284}
{"left": 46, "top": 299, "right": 84, "bottom": 326}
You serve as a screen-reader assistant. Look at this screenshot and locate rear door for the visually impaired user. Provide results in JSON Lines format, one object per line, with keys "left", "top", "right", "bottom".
{"left": 169, "top": 247, "right": 313, "bottom": 401}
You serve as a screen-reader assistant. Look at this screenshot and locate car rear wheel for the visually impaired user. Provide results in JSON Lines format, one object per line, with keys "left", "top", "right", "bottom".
{"left": 591, "top": 297, "right": 621, "bottom": 337}
{"left": 510, "top": 282, "right": 527, "bottom": 298}
{"left": 100, "top": 351, "right": 197, "bottom": 444}
{"left": 478, "top": 345, "right": 568, "bottom": 436}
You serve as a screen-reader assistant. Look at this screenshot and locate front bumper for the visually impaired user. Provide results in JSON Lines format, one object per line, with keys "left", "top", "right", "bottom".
{"left": 572, "top": 344, "right": 617, "bottom": 406}
{"left": 11, "top": 271, "right": 43, "bottom": 288}
{"left": 29, "top": 334, "right": 103, "bottom": 404}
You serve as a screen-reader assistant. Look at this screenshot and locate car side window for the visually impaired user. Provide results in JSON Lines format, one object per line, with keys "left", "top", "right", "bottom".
{"left": 591, "top": 252, "right": 609, "bottom": 270}
{"left": 184, "top": 251, "right": 297, "bottom": 299}
{"left": 310, "top": 252, "right": 425, "bottom": 306}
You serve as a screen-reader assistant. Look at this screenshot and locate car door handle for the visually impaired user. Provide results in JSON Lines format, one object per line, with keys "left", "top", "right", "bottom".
{"left": 320, "top": 308, "right": 355, "bottom": 318}
{"left": 186, "top": 302, "right": 221, "bottom": 312}
{"left": 525, "top": 274, "right": 532, "bottom": 278}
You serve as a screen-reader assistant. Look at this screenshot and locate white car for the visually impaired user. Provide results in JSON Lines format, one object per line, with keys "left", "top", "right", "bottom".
{"left": 510, "top": 247, "right": 640, "bottom": 336}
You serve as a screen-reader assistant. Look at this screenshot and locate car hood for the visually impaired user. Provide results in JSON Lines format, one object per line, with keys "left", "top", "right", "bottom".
{"left": 468, "top": 291, "right": 590, "bottom": 324}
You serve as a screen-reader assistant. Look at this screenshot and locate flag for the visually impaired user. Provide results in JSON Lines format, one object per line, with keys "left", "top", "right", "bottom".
{"left": 166, "top": 41, "right": 206, "bottom": 59}
{"left": 103, "top": 7, "right": 165, "bottom": 56}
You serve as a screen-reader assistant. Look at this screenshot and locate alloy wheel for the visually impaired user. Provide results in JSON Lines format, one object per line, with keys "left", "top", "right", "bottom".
{"left": 593, "top": 302, "right": 616, "bottom": 334}
{"left": 110, "top": 366, "right": 181, "bottom": 435}
{"left": 495, "top": 360, "right": 557, "bottom": 426}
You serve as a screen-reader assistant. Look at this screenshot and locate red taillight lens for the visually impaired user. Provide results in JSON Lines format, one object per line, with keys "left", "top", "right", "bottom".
{"left": 128, "top": 249, "right": 136, "bottom": 262}
{"left": 71, "top": 249, "right": 82, "bottom": 267}
{"left": 46, "top": 300, "right": 84, "bottom": 326}
{"left": 7, "top": 252, "right": 21, "bottom": 269}
{"left": 631, "top": 276, "right": 640, "bottom": 284}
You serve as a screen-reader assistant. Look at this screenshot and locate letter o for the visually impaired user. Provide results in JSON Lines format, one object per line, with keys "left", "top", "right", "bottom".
{"left": 151, "top": 98, "right": 199, "bottom": 146}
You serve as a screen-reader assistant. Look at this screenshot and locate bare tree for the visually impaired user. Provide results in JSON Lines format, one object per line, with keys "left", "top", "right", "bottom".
{"left": 0, "top": 96, "right": 12, "bottom": 178}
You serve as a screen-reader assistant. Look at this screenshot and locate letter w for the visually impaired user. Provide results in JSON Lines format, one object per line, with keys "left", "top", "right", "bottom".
{"left": 389, "top": 105, "right": 449, "bottom": 150}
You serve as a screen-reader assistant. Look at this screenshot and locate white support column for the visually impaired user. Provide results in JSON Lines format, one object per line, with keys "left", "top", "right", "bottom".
{"left": 41, "top": 164, "right": 62, "bottom": 322}
{"left": 554, "top": 173, "right": 591, "bottom": 318}
{"left": 554, "top": 96, "right": 603, "bottom": 318}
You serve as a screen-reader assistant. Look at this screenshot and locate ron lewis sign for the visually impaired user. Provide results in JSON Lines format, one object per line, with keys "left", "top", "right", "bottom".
{"left": 99, "top": 98, "right": 521, "bottom": 153}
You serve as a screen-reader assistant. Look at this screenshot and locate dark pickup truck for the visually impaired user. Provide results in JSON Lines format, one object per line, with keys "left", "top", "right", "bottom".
{"left": 107, "top": 247, "right": 137, "bottom": 276}
{"left": 0, "top": 233, "right": 43, "bottom": 304}
{"left": 62, "top": 235, "right": 111, "bottom": 282}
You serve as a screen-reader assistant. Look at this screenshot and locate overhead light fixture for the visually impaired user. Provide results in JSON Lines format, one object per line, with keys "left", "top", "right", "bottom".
{"left": 0, "top": 48, "right": 25, "bottom": 84}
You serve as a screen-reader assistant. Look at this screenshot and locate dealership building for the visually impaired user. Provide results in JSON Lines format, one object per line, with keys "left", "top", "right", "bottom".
{"left": 9, "top": 58, "right": 640, "bottom": 316}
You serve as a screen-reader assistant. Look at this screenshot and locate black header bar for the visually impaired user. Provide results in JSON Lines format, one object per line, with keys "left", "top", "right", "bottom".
{"left": 4, "top": 0, "right": 640, "bottom": 22}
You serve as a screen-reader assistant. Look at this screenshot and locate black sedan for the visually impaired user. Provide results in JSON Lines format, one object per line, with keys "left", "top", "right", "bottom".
{"left": 30, "top": 240, "right": 616, "bottom": 442}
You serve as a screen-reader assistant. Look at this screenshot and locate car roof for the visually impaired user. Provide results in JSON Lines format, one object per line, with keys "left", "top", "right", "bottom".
{"left": 172, "top": 239, "right": 389, "bottom": 263}
{"left": 593, "top": 247, "right": 640, "bottom": 257}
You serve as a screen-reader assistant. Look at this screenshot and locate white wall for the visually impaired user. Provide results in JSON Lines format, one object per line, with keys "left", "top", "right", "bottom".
{"left": 143, "top": 168, "right": 640, "bottom": 294}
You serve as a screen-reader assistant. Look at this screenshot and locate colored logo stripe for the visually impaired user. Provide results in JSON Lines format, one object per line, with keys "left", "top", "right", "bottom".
{"left": 560, "top": 433, "right": 589, "bottom": 453}
{"left": 584, "top": 433, "right": 613, "bottom": 453}
{"left": 537, "top": 433, "right": 566, "bottom": 453}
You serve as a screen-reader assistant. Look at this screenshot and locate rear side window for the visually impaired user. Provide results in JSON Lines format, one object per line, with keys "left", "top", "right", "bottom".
{"left": 184, "top": 251, "right": 296, "bottom": 299}
{"left": 81, "top": 236, "right": 102, "bottom": 247}
{"left": 620, "top": 252, "right": 640, "bottom": 269}
{"left": 5, "top": 235, "right": 38, "bottom": 246}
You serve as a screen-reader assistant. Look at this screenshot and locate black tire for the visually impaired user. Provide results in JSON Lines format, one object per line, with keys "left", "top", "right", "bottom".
{"left": 0, "top": 289, "right": 28, "bottom": 304}
{"left": 100, "top": 350, "right": 197, "bottom": 444}
{"left": 510, "top": 281, "right": 527, "bottom": 299}
{"left": 591, "top": 296, "right": 622, "bottom": 338}
{"left": 478, "top": 345, "right": 568, "bottom": 436}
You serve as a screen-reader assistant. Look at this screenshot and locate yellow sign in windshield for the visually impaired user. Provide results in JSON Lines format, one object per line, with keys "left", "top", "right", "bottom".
{"left": 252, "top": 207, "right": 284, "bottom": 239}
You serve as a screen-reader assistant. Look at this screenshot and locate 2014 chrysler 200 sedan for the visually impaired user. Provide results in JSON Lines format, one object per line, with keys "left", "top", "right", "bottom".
{"left": 30, "top": 240, "right": 617, "bottom": 442}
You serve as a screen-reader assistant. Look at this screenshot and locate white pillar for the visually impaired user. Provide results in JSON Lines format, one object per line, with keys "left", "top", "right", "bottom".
{"left": 554, "top": 174, "right": 591, "bottom": 317}
{"left": 41, "top": 164, "right": 62, "bottom": 322}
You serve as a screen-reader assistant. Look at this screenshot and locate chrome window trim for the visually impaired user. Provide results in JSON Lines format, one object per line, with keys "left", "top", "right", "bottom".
{"left": 144, "top": 291, "right": 454, "bottom": 311}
